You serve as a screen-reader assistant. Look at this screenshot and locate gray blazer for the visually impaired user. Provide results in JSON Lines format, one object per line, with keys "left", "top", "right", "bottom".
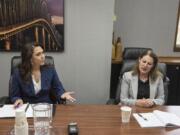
{"left": 120, "top": 71, "right": 165, "bottom": 106}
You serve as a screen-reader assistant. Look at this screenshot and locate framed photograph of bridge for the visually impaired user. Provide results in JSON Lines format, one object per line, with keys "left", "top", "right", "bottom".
{"left": 174, "top": 0, "right": 180, "bottom": 52}
{"left": 0, "top": 0, "right": 64, "bottom": 52}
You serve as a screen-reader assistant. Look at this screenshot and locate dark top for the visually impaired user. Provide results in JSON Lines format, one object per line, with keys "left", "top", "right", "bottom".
{"left": 10, "top": 66, "right": 65, "bottom": 104}
{"left": 137, "top": 78, "right": 150, "bottom": 99}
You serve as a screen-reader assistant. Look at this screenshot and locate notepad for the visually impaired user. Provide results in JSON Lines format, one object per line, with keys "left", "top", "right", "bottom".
{"left": 133, "top": 110, "right": 180, "bottom": 128}
{"left": 0, "top": 104, "right": 33, "bottom": 118}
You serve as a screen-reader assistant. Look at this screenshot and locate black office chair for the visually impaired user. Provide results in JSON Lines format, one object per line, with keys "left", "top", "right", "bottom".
{"left": 0, "top": 56, "right": 66, "bottom": 104}
{"left": 107, "top": 47, "right": 169, "bottom": 105}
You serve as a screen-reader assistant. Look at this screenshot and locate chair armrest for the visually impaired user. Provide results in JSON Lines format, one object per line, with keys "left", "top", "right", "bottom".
{"left": 0, "top": 96, "right": 11, "bottom": 104}
{"left": 163, "top": 77, "right": 170, "bottom": 105}
{"left": 106, "top": 98, "right": 119, "bottom": 105}
{"left": 58, "top": 98, "right": 66, "bottom": 104}
{"left": 49, "top": 89, "right": 67, "bottom": 104}
{"left": 164, "top": 77, "right": 170, "bottom": 84}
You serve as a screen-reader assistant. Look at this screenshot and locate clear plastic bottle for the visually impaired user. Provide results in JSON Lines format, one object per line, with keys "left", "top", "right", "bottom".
{"left": 14, "top": 109, "right": 29, "bottom": 135}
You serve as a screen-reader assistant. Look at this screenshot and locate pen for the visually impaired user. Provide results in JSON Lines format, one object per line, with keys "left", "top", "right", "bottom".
{"left": 14, "top": 103, "right": 21, "bottom": 109}
{"left": 25, "top": 103, "right": 30, "bottom": 112}
{"left": 138, "top": 113, "right": 148, "bottom": 121}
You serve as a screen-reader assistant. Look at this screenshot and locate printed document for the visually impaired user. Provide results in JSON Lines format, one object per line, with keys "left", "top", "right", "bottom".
{"left": 133, "top": 110, "right": 180, "bottom": 128}
{"left": 0, "top": 104, "right": 33, "bottom": 118}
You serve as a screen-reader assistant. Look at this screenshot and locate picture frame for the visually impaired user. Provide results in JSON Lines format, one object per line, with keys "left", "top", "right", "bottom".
{"left": 174, "top": 0, "right": 180, "bottom": 52}
{"left": 0, "top": 0, "right": 64, "bottom": 52}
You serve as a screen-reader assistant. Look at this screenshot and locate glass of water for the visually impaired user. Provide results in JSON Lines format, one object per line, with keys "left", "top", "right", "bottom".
{"left": 32, "top": 103, "right": 52, "bottom": 135}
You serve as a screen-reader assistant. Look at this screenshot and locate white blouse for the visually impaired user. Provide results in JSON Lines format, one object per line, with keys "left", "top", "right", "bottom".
{"left": 32, "top": 75, "right": 41, "bottom": 94}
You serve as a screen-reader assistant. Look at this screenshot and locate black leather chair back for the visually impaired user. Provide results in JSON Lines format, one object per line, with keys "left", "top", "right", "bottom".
{"left": 123, "top": 47, "right": 152, "bottom": 60}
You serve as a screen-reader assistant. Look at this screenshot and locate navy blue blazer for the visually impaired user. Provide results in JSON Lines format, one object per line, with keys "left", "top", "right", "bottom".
{"left": 10, "top": 66, "right": 65, "bottom": 104}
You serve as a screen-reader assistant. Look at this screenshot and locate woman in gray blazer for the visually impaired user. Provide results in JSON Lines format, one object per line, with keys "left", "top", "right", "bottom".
{"left": 120, "top": 50, "right": 164, "bottom": 107}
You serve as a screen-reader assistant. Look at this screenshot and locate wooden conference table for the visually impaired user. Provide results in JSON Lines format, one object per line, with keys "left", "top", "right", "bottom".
{"left": 0, "top": 105, "right": 180, "bottom": 135}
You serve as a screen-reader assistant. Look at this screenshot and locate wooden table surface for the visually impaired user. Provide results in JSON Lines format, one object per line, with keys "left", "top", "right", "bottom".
{"left": 1, "top": 105, "right": 180, "bottom": 135}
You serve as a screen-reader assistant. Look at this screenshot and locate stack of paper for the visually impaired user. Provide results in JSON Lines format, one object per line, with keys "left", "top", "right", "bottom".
{"left": 0, "top": 104, "right": 33, "bottom": 118}
{"left": 133, "top": 110, "right": 180, "bottom": 128}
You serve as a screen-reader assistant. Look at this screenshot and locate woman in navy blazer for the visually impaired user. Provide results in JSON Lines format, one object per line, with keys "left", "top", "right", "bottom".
{"left": 120, "top": 50, "right": 164, "bottom": 107}
{"left": 10, "top": 42, "right": 75, "bottom": 107}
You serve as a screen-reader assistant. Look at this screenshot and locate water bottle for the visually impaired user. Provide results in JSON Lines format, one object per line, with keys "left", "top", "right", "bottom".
{"left": 14, "top": 109, "right": 29, "bottom": 135}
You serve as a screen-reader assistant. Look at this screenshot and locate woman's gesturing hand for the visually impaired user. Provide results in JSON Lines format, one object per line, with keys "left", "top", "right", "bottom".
{"left": 61, "top": 91, "right": 76, "bottom": 102}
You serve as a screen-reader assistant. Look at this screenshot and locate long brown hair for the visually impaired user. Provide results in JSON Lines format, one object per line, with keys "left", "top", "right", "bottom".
{"left": 19, "top": 42, "right": 38, "bottom": 82}
{"left": 132, "top": 50, "right": 162, "bottom": 81}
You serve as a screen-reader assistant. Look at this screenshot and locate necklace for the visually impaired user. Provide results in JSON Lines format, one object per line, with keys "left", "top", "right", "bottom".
{"left": 32, "top": 72, "right": 41, "bottom": 83}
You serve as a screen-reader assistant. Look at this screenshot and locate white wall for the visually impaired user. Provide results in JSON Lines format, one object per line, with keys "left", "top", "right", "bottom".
{"left": 114, "top": 0, "right": 180, "bottom": 56}
{"left": 0, "top": 0, "right": 114, "bottom": 104}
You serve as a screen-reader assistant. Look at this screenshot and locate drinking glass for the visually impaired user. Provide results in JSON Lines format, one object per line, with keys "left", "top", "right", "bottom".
{"left": 32, "top": 103, "right": 52, "bottom": 135}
